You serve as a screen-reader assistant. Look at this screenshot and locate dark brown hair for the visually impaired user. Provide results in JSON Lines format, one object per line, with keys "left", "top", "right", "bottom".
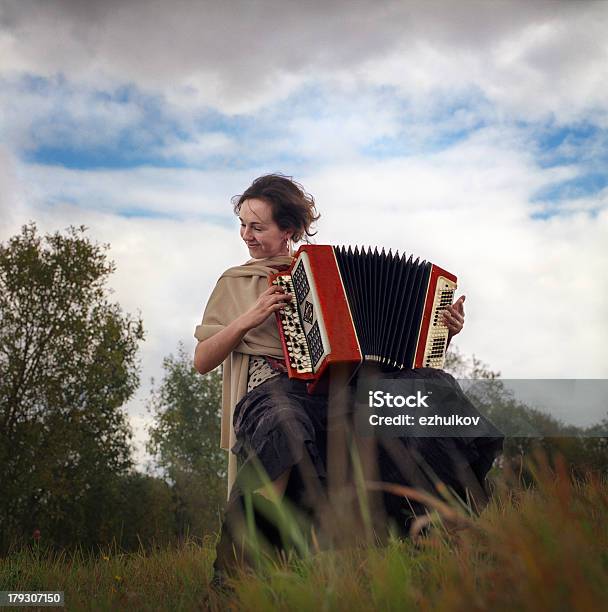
{"left": 232, "top": 173, "right": 320, "bottom": 243}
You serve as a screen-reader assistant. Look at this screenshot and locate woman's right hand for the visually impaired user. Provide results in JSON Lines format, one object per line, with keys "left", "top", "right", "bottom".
{"left": 238, "top": 285, "right": 292, "bottom": 331}
{"left": 194, "top": 285, "right": 292, "bottom": 375}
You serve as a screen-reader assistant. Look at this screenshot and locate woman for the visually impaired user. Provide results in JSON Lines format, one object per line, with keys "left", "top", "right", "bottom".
{"left": 194, "top": 174, "right": 328, "bottom": 582}
{"left": 194, "top": 173, "right": 481, "bottom": 584}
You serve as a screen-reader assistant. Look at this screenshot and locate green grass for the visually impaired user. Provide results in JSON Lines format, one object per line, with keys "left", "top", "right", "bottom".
{"left": 2, "top": 457, "right": 607, "bottom": 611}
{"left": 0, "top": 538, "right": 214, "bottom": 610}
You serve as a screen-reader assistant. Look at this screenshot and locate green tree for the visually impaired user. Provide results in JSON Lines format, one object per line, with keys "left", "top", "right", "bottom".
{"left": 147, "top": 344, "right": 226, "bottom": 539}
{"left": 0, "top": 223, "right": 144, "bottom": 550}
{"left": 112, "top": 472, "right": 177, "bottom": 549}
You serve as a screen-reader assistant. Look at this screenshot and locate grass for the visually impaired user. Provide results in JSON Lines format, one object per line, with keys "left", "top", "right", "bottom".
{"left": 1, "top": 455, "right": 607, "bottom": 611}
{"left": 0, "top": 538, "right": 214, "bottom": 610}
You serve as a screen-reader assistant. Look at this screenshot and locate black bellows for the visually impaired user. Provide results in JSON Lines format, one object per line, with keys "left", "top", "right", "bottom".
{"left": 333, "top": 246, "right": 431, "bottom": 369}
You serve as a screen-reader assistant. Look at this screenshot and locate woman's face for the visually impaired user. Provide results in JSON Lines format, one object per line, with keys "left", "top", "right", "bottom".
{"left": 239, "top": 198, "right": 292, "bottom": 259}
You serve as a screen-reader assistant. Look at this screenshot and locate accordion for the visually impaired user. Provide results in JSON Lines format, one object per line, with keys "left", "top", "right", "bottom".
{"left": 269, "top": 245, "right": 457, "bottom": 393}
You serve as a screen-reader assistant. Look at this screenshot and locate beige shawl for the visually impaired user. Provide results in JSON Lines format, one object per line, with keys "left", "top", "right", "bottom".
{"left": 194, "top": 255, "right": 293, "bottom": 497}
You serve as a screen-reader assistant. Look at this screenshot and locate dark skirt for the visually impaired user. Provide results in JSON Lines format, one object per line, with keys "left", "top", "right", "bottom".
{"left": 228, "top": 368, "right": 503, "bottom": 534}
{"left": 230, "top": 374, "right": 329, "bottom": 508}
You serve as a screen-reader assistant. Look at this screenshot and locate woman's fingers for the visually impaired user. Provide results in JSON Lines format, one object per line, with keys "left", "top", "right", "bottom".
{"left": 260, "top": 291, "right": 292, "bottom": 313}
{"left": 443, "top": 308, "right": 463, "bottom": 322}
{"left": 444, "top": 308, "right": 464, "bottom": 324}
{"left": 263, "top": 285, "right": 285, "bottom": 296}
{"left": 271, "top": 291, "right": 292, "bottom": 303}
{"left": 443, "top": 295, "right": 465, "bottom": 325}
{"left": 453, "top": 295, "right": 466, "bottom": 315}
{"left": 259, "top": 286, "right": 292, "bottom": 307}
{"left": 441, "top": 297, "right": 465, "bottom": 336}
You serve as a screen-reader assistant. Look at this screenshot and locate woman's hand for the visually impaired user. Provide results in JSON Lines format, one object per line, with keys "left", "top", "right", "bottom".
{"left": 194, "top": 286, "right": 292, "bottom": 375}
{"left": 238, "top": 285, "right": 292, "bottom": 331}
{"left": 442, "top": 294, "right": 465, "bottom": 340}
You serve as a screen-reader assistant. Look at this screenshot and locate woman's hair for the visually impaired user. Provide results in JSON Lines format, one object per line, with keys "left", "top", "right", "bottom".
{"left": 231, "top": 173, "right": 320, "bottom": 243}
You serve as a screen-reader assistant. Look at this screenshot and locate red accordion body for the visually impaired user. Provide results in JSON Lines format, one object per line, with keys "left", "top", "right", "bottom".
{"left": 269, "top": 245, "right": 457, "bottom": 393}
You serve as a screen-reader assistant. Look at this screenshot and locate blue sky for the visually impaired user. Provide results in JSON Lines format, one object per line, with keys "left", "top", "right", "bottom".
{"left": 1, "top": 0, "right": 607, "bottom": 457}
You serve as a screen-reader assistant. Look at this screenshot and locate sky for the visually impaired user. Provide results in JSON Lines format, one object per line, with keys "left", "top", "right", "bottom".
{"left": 1, "top": 0, "right": 607, "bottom": 462}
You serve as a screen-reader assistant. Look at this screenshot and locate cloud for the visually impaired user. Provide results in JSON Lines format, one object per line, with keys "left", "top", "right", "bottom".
{"left": 302, "top": 130, "right": 608, "bottom": 380}
{"left": 0, "top": 146, "right": 28, "bottom": 238}
{"left": 9, "top": 124, "right": 607, "bottom": 381}
{"left": 20, "top": 164, "right": 238, "bottom": 218}
{"left": 2, "top": 0, "right": 607, "bottom": 120}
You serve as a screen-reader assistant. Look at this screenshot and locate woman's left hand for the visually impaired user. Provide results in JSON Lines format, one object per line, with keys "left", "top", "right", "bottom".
{"left": 442, "top": 295, "right": 465, "bottom": 339}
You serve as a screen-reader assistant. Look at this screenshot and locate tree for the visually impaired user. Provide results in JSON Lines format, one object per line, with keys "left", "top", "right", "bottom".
{"left": 147, "top": 344, "right": 227, "bottom": 539}
{"left": 0, "top": 223, "right": 144, "bottom": 550}
{"left": 112, "top": 472, "right": 177, "bottom": 550}
{"left": 444, "top": 345, "right": 500, "bottom": 380}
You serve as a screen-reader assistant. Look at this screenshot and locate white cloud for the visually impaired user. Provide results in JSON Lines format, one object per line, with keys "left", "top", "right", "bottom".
{"left": 302, "top": 132, "right": 608, "bottom": 380}
{"left": 1, "top": 0, "right": 607, "bottom": 120}
{"left": 8, "top": 125, "right": 606, "bottom": 384}
{"left": 161, "top": 132, "right": 238, "bottom": 163}
{"left": 0, "top": 146, "right": 28, "bottom": 238}
{"left": 20, "top": 164, "right": 256, "bottom": 218}
{"left": 0, "top": 76, "right": 148, "bottom": 151}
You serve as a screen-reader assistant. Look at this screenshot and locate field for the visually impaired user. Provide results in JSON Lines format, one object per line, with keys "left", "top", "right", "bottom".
{"left": 1, "top": 454, "right": 607, "bottom": 611}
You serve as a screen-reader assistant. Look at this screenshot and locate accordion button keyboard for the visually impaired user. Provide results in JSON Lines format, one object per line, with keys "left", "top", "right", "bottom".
{"left": 274, "top": 274, "right": 314, "bottom": 374}
{"left": 424, "top": 284, "right": 455, "bottom": 368}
